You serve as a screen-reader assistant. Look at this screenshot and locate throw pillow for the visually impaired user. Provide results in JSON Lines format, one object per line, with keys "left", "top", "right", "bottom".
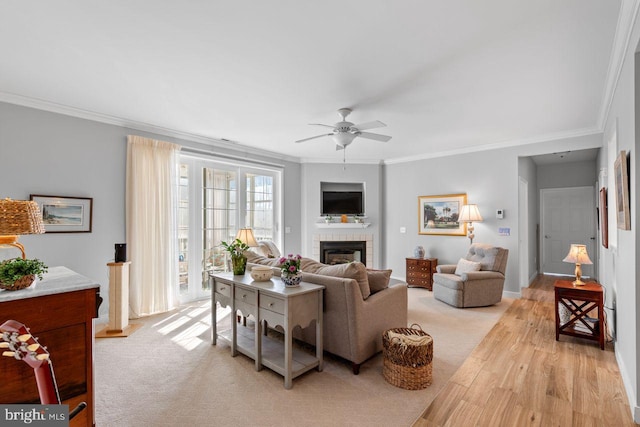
{"left": 245, "top": 251, "right": 282, "bottom": 267}
{"left": 303, "top": 261, "right": 371, "bottom": 299}
{"left": 367, "top": 269, "right": 392, "bottom": 294}
{"left": 455, "top": 258, "right": 482, "bottom": 276}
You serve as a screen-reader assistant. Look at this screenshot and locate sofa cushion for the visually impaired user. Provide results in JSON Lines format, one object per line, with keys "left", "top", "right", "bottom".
{"left": 245, "top": 251, "right": 282, "bottom": 267}
{"left": 367, "top": 269, "right": 392, "bottom": 294}
{"left": 303, "top": 261, "right": 371, "bottom": 299}
{"left": 455, "top": 258, "right": 481, "bottom": 275}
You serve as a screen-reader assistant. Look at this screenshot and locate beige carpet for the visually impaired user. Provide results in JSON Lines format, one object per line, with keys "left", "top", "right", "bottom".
{"left": 95, "top": 288, "right": 512, "bottom": 427}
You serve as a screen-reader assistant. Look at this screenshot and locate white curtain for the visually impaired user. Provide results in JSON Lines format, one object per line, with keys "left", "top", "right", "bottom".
{"left": 126, "top": 135, "right": 181, "bottom": 318}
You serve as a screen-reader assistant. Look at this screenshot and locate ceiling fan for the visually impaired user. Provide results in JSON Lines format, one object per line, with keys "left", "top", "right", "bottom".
{"left": 295, "top": 108, "right": 392, "bottom": 151}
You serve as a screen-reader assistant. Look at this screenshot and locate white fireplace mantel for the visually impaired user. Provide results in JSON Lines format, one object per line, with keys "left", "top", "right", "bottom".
{"left": 315, "top": 222, "right": 371, "bottom": 229}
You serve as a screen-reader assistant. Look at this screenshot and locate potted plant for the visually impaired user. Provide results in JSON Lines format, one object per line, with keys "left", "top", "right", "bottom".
{"left": 278, "top": 254, "right": 302, "bottom": 287}
{"left": 0, "top": 258, "right": 48, "bottom": 291}
{"left": 221, "top": 238, "right": 250, "bottom": 275}
{"left": 324, "top": 215, "right": 334, "bottom": 224}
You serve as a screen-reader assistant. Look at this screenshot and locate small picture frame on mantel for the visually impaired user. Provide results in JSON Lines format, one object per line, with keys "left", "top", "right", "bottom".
{"left": 30, "top": 194, "right": 93, "bottom": 233}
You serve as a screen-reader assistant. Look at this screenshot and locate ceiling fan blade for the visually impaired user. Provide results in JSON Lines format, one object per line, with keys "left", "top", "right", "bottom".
{"left": 295, "top": 134, "right": 332, "bottom": 143}
{"left": 309, "top": 123, "right": 336, "bottom": 129}
{"left": 353, "top": 120, "right": 386, "bottom": 131}
{"left": 357, "top": 132, "right": 392, "bottom": 142}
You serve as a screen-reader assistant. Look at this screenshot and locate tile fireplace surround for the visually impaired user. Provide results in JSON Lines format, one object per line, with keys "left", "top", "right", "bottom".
{"left": 313, "top": 233, "right": 373, "bottom": 267}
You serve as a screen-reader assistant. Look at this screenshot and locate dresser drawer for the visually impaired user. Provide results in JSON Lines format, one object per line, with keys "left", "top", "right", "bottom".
{"left": 260, "top": 294, "right": 285, "bottom": 315}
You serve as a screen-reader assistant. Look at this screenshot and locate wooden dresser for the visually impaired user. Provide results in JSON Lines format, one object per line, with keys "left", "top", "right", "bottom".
{"left": 406, "top": 257, "right": 438, "bottom": 290}
{"left": 0, "top": 267, "right": 101, "bottom": 427}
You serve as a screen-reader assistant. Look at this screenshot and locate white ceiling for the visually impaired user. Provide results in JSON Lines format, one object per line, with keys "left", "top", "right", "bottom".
{"left": 0, "top": 1, "right": 622, "bottom": 163}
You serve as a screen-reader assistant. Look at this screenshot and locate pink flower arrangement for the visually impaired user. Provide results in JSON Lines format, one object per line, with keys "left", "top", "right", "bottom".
{"left": 278, "top": 254, "right": 301, "bottom": 275}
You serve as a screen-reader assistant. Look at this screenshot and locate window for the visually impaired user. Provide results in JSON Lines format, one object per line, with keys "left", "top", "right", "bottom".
{"left": 177, "top": 155, "right": 281, "bottom": 302}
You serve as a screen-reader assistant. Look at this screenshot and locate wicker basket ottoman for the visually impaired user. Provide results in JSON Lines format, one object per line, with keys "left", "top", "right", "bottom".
{"left": 382, "top": 324, "right": 433, "bottom": 390}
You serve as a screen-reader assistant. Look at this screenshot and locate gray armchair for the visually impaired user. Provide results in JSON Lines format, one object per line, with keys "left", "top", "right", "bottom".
{"left": 433, "top": 243, "right": 509, "bottom": 308}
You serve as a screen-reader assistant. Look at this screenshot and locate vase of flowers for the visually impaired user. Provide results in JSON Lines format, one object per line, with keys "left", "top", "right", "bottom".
{"left": 279, "top": 254, "right": 302, "bottom": 287}
{"left": 221, "top": 238, "right": 250, "bottom": 275}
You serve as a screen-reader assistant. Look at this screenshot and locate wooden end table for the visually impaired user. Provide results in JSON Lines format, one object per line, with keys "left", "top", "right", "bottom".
{"left": 554, "top": 279, "right": 604, "bottom": 350}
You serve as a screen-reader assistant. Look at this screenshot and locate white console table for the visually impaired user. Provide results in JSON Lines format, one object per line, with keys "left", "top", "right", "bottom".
{"left": 210, "top": 272, "right": 324, "bottom": 389}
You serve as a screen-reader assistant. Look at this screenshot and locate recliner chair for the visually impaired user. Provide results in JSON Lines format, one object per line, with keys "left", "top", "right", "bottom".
{"left": 432, "top": 243, "right": 508, "bottom": 308}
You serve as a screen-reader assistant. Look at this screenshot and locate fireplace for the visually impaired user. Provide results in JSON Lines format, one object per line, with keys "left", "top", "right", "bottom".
{"left": 320, "top": 241, "right": 366, "bottom": 265}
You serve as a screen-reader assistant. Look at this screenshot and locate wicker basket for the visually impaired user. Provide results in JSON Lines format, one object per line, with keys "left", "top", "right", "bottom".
{"left": 382, "top": 324, "right": 433, "bottom": 390}
{"left": 0, "top": 274, "right": 36, "bottom": 291}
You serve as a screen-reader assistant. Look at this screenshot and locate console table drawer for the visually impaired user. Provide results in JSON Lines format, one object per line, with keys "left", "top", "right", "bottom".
{"left": 215, "top": 281, "right": 232, "bottom": 297}
{"left": 260, "top": 294, "right": 285, "bottom": 315}
{"left": 235, "top": 287, "right": 257, "bottom": 315}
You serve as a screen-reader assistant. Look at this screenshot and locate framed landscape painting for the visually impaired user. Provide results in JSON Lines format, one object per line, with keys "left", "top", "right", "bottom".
{"left": 614, "top": 151, "right": 630, "bottom": 230}
{"left": 30, "top": 195, "right": 93, "bottom": 233}
{"left": 418, "top": 193, "right": 467, "bottom": 236}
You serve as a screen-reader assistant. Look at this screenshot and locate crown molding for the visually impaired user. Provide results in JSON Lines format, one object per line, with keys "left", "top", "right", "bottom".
{"left": 383, "top": 127, "right": 603, "bottom": 165}
{"left": 0, "top": 91, "right": 301, "bottom": 164}
{"left": 598, "top": 0, "right": 640, "bottom": 129}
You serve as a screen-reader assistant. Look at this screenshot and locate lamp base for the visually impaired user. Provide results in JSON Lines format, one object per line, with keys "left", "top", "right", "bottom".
{"left": 572, "top": 279, "right": 586, "bottom": 286}
{"left": 0, "top": 235, "right": 26, "bottom": 259}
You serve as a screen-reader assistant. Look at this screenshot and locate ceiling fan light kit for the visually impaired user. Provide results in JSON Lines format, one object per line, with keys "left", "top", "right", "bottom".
{"left": 296, "top": 108, "right": 392, "bottom": 153}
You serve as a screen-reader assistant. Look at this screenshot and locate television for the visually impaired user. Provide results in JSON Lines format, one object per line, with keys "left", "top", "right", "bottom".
{"left": 321, "top": 191, "right": 364, "bottom": 215}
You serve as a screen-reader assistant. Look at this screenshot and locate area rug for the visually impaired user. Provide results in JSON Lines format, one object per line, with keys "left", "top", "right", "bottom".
{"left": 94, "top": 288, "right": 512, "bottom": 426}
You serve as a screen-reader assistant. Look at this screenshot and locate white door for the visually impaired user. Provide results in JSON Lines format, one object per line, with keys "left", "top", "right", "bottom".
{"left": 540, "top": 187, "right": 595, "bottom": 277}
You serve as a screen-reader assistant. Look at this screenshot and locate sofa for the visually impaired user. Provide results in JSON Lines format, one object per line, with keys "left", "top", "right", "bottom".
{"left": 245, "top": 251, "right": 408, "bottom": 374}
{"left": 432, "top": 243, "right": 509, "bottom": 308}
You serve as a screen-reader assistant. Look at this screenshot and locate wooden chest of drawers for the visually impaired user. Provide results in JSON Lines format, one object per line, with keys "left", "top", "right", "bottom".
{"left": 406, "top": 257, "right": 438, "bottom": 290}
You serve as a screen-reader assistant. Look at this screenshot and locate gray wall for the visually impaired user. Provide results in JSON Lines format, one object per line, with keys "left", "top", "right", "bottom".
{"left": 0, "top": 102, "right": 302, "bottom": 319}
{"left": 537, "top": 160, "right": 597, "bottom": 189}
{"left": 383, "top": 133, "right": 603, "bottom": 296}
{"left": 300, "top": 162, "right": 382, "bottom": 267}
{"left": 595, "top": 13, "right": 640, "bottom": 418}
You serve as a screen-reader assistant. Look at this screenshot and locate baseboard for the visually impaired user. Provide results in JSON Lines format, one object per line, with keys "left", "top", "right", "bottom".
{"left": 503, "top": 290, "right": 521, "bottom": 299}
{"left": 615, "top": 347, "right": 640, "bottom": 422}
{"left": 529, "top": 271, "right": 538, "bottom": 285}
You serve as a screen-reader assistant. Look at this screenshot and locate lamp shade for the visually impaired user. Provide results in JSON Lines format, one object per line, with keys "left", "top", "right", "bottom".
{"left": 459, "top": 204, "right": 483, "bottom": 223}
{"left": 563, "top": 244, "right": 592, "bottom": 265}
{"left": 0, "top": 199, "right": 45, "bottom": 235}
{"left": 235, "top": 228, "right": 258, "bottom": 247}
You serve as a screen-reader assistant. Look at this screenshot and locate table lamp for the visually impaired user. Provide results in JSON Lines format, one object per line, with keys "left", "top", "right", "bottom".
{"left": 0, "top": 199, "right": 45, "bottom": 259}
{"left": 235, "top": 228, "right": 258, "bottom": 247}
{"left": 459, "top": 204, "right": 483, "bottom": 244}
{"left": 562, "top": 244, "right": 592, "bottom": 286}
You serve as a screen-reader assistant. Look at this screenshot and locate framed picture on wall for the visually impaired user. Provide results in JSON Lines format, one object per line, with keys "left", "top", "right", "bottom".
{"left": 30, "top": 195, "right": 93, "bottom": 233}
{"left": 613, "top": 151, "right": 630, "bottom": 230}
{"left": 418, "top": 193, "right": 467, "bottom": 236}
{"left": 599, "top": 187, "right": 608, "bottom": 248}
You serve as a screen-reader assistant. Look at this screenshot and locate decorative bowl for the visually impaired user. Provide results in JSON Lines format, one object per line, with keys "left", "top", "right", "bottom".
{"left": 250, "top": 266, "right": 273, "bottom": 282}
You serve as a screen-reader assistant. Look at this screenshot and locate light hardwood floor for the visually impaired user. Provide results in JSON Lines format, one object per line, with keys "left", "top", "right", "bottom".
{"left": 414, "top": 275, "right": 637, "bottom": 426}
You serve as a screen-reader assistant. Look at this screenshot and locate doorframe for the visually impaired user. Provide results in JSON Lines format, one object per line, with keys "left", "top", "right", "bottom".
{"left": 518, "top": 177, "right": 529, "bottom": 289}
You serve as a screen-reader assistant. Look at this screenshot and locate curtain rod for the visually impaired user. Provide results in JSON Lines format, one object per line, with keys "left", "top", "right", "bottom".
{"left": 180, "top": 146, "right": 285, "bottom": 169}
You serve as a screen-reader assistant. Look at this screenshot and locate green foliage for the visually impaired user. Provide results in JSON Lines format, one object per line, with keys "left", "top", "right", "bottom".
{"left": 0, "top": 258, "right": 48, "bottom": 283}
{"left": 221, "top": 238, "right": 250, "bottom": 257}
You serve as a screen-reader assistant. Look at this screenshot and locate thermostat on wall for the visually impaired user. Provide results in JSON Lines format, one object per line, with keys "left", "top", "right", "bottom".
{"left": 496, "top": 209, "right": 504, "bottom": 219}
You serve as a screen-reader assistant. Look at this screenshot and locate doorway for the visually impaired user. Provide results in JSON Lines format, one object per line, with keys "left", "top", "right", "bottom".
{"left": 540, "top": 187, "right": 596, "bottom": 277}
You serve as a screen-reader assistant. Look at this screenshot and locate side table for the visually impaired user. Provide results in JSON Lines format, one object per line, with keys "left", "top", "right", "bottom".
{"left": 554, "top": 280, "right": 604, "bottom": 350}
{"left": 406, "top": 258, "right": 438, "bottom": 290}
